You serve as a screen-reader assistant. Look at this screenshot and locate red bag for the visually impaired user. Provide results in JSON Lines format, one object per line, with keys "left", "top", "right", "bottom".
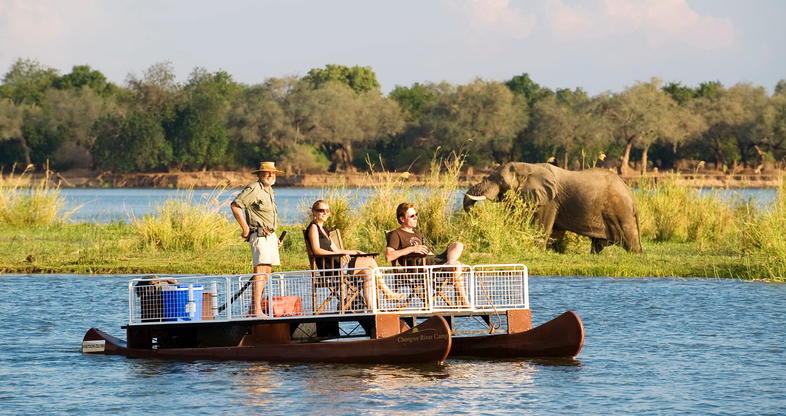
{"left": 261, "top": 296, "right": 303, "bottom": 317}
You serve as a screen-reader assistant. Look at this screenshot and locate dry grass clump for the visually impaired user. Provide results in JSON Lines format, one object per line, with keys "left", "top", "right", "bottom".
{"left": 410, "top": 154, "right": 463, "bottom": 248}
{"left": 351, "top": 161, "right": 415, "bottom": 253}
{"left": 635, "top": 176, "right": 737, "bottom": 249}
{"left": 133, "top": 188, "right": 235, "bottom": 251}
{"left": 0, "top": 167, "right": 74, "bottom": 226}
{"left": 739, "top": 178, "right": 786, "bottom": 279}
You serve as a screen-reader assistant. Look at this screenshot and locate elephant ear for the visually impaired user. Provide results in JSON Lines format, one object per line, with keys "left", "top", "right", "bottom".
{"left": 519, "top": 165, "right": 558, "bottom": 204}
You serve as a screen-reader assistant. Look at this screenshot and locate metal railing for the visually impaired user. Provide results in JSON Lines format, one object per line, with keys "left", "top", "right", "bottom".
{"left": 127, "top": 264, "right": 528, "bottom": 325}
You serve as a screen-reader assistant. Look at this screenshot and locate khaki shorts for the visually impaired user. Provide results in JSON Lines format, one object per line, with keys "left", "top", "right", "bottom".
{"left": 250, "top": 232, "right": 281, "bottom": 266}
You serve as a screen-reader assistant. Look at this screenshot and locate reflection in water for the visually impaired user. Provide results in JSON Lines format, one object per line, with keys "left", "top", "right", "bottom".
{"left": 3, "top": 275, "right": 786, "bottom": 414}
{"left": 230, "top": 363, "right": 279, "bottom": 407}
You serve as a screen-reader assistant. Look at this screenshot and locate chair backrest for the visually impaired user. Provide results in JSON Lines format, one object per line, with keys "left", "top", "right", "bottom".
{"left": 303, "top": 226, "right": 345, "bottom": 271}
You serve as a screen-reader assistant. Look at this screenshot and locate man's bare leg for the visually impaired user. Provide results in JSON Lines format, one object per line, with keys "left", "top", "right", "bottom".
{"left": 444, "top": 242, "right": 469, "bottom": 305}
{"left": 251, "top": 264, "right": 271, "bottom": 316}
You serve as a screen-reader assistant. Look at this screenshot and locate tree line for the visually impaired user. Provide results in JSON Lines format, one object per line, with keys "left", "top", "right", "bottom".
{"left": 2, "top": 58, "right": 785, "bottom": 175}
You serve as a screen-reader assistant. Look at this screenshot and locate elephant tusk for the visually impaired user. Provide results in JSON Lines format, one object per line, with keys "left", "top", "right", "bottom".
{"left": 464, "top": 194, "right": 487, "bottom": 201}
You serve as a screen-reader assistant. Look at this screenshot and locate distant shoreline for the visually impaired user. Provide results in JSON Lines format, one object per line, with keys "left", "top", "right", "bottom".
{"left": 12, "top": 169, "right": 786, "bottom": 189}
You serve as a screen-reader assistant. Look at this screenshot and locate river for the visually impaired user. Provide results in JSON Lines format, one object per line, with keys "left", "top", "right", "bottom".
{"left": 60, "top": 187, "right": 778, "bottom": 225}
{"left": 0, "top": 274, "right": 784, "bottom": 414}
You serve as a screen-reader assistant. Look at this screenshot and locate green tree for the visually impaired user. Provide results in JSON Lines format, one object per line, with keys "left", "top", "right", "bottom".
{"left": 0, "top": 98, "right": 30, "bottom": 166}
{"left": 92, "top": 112, "right": 172, "bottom": 172}
{"left": 226, "top": 81, "right": 293, "bottom": 168}
{"left": 421, "top": 79, "right": 528, "bottom": 165}
{"left": 662, "top": 82, "right": 697, "bottom": 105}
{"left": 126, "top": 61, "right": 181, "bottom": 120}
{"left": 505, "top": 73, "right": 553, "bottom": 106}
{"left": 44, "top": 87, "right": 118, "bottom": 169}
{"left": 692, "top": 83, "right": 768, "bottom": 169}
{"left": 166, "top": 68, "right": 239, "bottom": 169}
{"left": 53, "top": 65, "right": 118, "bottom": 96}
{"left": 0, "top": 58, "right": 59, "bottom": 105}
{"left": 600, "top": 78, "right": 689, "bottom": 174}
{"left": 302, "top": 64, "right": 381, "bottom": 94}
{"left": 529, "top": 88, "right": 609, "bottom": 169}
{"left": 287, "top": 81, "right": 403, "bottom": 171}
{"left": 775, "top": 79, "right": 786, "bottom": 96}
{"left": 388, "top": 82, "right": 443, "bottom": 123}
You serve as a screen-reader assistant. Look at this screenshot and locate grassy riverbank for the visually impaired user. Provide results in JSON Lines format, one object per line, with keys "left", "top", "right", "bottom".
{"left": 1, "top": 161, "right": 784, "bottom": 281}
{"left": 0, "top": 222, "right": 771, "bottom": 279}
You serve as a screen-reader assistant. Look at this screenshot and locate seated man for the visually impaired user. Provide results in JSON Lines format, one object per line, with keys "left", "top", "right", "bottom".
{"left": 385, "top": 202, "right": 469, "bottom": 306}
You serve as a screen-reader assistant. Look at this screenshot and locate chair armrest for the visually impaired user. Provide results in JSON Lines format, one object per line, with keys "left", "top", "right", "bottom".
{"left": 350, "top": 253, "right": 378, "bottom": 258}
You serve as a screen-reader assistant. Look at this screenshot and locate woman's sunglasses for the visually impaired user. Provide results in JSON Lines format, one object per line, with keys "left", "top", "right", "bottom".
{"left": 314, "top": 208, "right": 330, "bottom": 213}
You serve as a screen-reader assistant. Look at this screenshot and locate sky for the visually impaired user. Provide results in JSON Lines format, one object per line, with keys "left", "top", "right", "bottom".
{"left": 1, "top": 0, "right": 784, "bottom": 95}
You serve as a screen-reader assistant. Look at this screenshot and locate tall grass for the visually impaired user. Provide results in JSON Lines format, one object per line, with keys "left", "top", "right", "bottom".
{"left": 740, "top": 178, "right": 786, "bottom": 279}
{"left": 132, "top": 187, "right": 235, "bottom": 251}
{"left": 454, "top": 190, "right": 544, "bottom": 257}
{"left": 635, "top": 176, "right": 737, "bottom": 250}
{"left": 0, "top": 167, "right": 75, "bottom": 226}
{"left": 351, "top": 161, "right": 415, "bottom": 253}
{"left": 323, "top": 153, "right": 544, "bottom": 261}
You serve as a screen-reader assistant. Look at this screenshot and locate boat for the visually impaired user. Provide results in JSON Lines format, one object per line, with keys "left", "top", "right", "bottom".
{"left": 82, "top": 264, "right": 583, "bottom": 363}
{"left": 449, "top": 310, "right": 584, "bottom": 358}
{"left": 83, "top": 315, "right": 451, "bottom": 364}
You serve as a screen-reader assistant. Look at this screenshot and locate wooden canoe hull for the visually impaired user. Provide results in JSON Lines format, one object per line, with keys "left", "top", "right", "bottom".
{"left": 83, "top": 315, "right": 452, "bottom": 364}
{"left": 449, "top": 310, "right": 584, "bottom": 358}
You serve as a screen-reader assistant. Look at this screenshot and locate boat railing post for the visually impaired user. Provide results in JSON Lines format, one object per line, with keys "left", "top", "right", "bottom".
{"left": 226, "top": 276, "right": 233, "bottom": 320}
{"left": 426, "top": 266, "right": 434, "bottom": 312}
{"left": 267, "top": 273, "right": 273, "bottom": 318}
{"left": 523, "top": 265, "right": 529, "bottom": 310}
{"left": 128, "top": 280, "right": 134, "bottom": 325}
{"left": 370, "top": 267, "right": 378, "bottom": 314}
{"left": 210, "top": 281, "right": 218, "bottom": 319}
{"left": 469, "top": 266, "right": 476, "bottom": 310}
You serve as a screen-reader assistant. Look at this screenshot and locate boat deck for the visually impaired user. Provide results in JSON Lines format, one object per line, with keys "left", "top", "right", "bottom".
{"left": 128, "top": 264, "right": 528, "bottom": 327}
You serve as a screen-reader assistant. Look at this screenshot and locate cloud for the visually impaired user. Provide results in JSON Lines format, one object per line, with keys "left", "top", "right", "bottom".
{"left": 547, "top": 0, "right": 736, "bottom": 50}
{"left": 458, "top": 0, "right": 538, "bottom": 40}
{"left": 0, "top": 0, "right": 66, "bottom": 49}
{"left": 0, "top": 0, "right": 104, "bottom": 72}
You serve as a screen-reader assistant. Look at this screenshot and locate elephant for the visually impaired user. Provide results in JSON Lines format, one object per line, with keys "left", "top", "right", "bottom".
{"left": 463, "top": 162, "right": 641, "bottom": 254}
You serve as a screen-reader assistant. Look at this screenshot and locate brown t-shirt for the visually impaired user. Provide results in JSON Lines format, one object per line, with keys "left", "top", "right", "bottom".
{"left": 387, "top": 228, "right": 429, "bottom": 251}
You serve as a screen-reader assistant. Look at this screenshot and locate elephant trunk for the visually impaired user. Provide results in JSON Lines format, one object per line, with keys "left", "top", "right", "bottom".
{"left": 463, "top": 181, "right": 500, "bottom": 211}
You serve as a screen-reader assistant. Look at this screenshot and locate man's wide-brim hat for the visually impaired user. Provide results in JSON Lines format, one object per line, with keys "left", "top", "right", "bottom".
{"left": 251, "top": 161, "right": 286, "bottom": 175}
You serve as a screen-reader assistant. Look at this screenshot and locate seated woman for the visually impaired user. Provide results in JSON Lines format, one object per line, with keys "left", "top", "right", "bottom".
{"left": 307, "top": 200, "right": 404, "bottom": 303}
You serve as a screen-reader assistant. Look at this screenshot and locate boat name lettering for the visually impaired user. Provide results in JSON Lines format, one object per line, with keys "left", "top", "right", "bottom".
{"left": 82, "top": 340, "right": 106, "bottom": 353}
{"left": 397, "top": 331, "right": 449, "bottom": 344}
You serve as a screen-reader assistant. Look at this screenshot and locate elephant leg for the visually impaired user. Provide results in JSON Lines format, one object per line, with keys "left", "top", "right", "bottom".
{"left": 548, "top": 229, "right": 567, "bottom": 253}
{"left": 539, "top": 205, "right": 558, "bottom": 250}
{"left": 591, "top": 238, "right": 610, "bottom": 254}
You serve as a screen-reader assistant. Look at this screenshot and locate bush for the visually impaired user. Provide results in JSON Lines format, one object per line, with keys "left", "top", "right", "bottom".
{"left": 132, "top": 188, "right": 234, "bottom": 251}
{"left": 0, "top": 167, "right": 74, "bottom": 226}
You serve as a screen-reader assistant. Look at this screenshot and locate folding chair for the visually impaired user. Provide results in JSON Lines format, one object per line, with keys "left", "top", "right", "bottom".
{"left": 303, "top": 228, "right": 366, "bottom": 313}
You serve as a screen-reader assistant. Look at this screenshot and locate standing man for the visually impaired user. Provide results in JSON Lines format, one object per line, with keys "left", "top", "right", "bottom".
{"left": 231, "top": 161, "right": 285, "bottom": 316}
{"left": 386, "top": 202, "right": 469, "bottom": 306}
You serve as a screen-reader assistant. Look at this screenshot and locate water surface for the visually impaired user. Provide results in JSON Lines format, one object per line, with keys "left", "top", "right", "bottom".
{"left": 1, "top": 274, "right": 784, "bottom": 415}
{"left": 60, "top": 187, "right": 777, "bottom": 225}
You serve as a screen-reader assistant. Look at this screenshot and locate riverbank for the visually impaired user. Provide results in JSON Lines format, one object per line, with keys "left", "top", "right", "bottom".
{"left": 0, "top": 222, "right": 780, "bottom": 281}
{"left": 11, "top": 168, "right": 786, "bottom": 189}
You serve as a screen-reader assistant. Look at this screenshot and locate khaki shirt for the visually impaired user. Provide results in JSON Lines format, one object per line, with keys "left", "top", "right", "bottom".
{"left": 233, "top": 181, "right": 278, "bottom": 233}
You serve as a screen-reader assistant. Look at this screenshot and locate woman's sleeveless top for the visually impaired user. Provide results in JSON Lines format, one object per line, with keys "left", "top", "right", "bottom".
{"left": 308, "top": 222, "right": 336, "bottom": 269}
